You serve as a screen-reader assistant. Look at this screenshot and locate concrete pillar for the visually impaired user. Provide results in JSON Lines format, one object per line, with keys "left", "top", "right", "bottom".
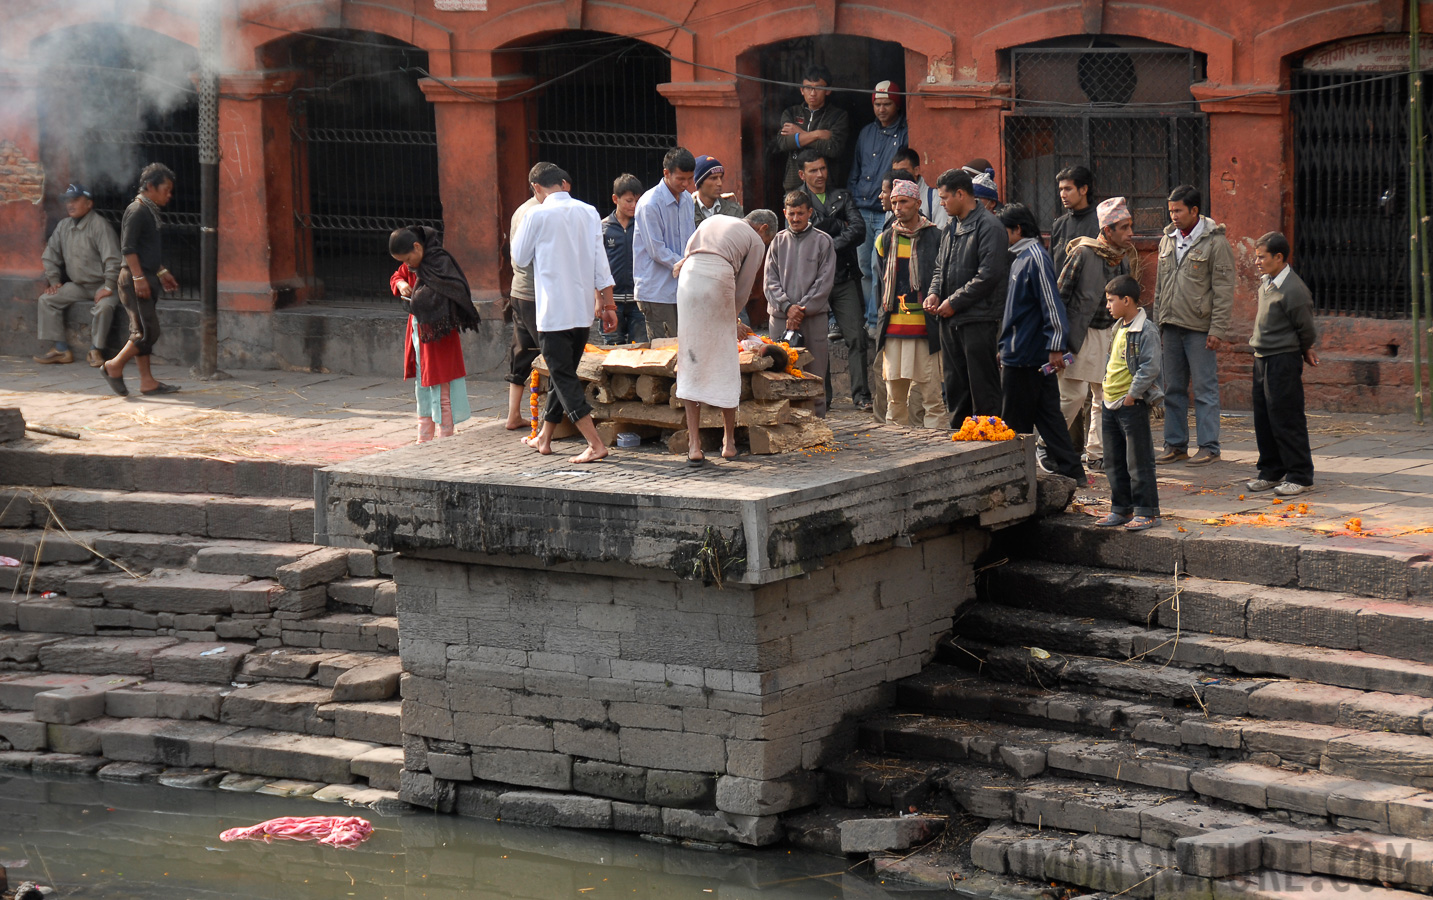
{"left": 657, "top": 81, "right": 742, "bottom": 201}
{"left": 419, "top": 75, "right": 533, "bottom": 305}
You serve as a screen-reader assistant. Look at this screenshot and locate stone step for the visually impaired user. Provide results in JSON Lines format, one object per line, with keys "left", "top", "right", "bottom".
{"left": 9, "top": 633, "right": 254, "bottom": 682}
{"left": 989, "top": 558, "right": 1433, "bottom": 665}
{"left": 1015, "top": 515, "right": 1432, "bottom": 601}
{"left": 6, "top": 485, "right": 314, "bottom": 542}
{"left": 970, "top": 821, "right": 1433, "bottom": 899}
{"left": 951, "top": 603, "right": 1433, "bottom": 703}
{"left": 821, "top": 749, "right": 945, "bottom": 811}
{"left": 0, "top": 446, "right": 316, "bottom": 498}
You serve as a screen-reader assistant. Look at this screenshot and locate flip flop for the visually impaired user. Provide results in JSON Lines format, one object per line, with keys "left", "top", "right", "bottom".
{"left": 1124, "top": 516, "right": 1159, "bottom": 531}
{"left": 141, "top": 382, "right": 181, "bottom": 395}
{"left": 687, "top": 456, "right": 707, "bottom": 467}
{"left": 99, "top": 362, "right": 128, "bottom": 396}
{"left": 1095, "top": 513, "right": 1132, "bottom": 527}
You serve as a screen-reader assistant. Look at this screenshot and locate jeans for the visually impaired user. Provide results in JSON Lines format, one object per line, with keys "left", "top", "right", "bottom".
{"left": 1252, "top": 352, "right": 1314, "bottom": 486}
{"left": 605, "top": 299, "right": 646, "bottom": 345}
{"left": 858, "top": 209, "right": 885, "bottom": 329}
{"left": 1003, "top": 365, "right": 1084, "bottom": 482}
{"left": 828, "top": 279, "right": 870, "bottom": 405}
{"left": 1161, "top": 324, "right": 1221, "bottom": 453}
{"left": 1103, "top": 401, "right": 1160, "bottom": 517}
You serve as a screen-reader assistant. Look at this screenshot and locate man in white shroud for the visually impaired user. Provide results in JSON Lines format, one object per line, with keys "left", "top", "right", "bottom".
{"left": 673, "top": 209, "right": 777, "bottom": 464}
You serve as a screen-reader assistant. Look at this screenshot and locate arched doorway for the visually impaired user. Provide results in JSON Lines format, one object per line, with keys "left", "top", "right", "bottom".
{"left": 738, "top": 36, "right": 906, "bottom": 211}
{"left": 262, "top": 30, "right": 441, "bottom": 302}
{"left": 517, "top": 31, "right": 676, "bottom": 208}
{"left": 1291, "top": 35, "right": 1433, "bottom": 318}
{"left": 33, "top": 24, "right": 200, "bottom": 299}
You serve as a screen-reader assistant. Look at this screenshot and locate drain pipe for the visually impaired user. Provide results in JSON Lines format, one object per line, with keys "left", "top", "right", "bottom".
{"left": 1412, "top": 0, "right": 1425, "bottom": 423}
{"left": 196, "top": 0, "right": 223, "bottom": 379}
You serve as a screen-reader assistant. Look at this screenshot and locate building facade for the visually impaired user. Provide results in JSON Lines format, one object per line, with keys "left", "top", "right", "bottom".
{"left": 0, "top": 0, "right": 1428, "bottom": 411}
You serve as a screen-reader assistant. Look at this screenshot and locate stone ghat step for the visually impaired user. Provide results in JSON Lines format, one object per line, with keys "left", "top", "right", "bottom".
{"left": 988, "top": 558, "right": 1433, "bottom": 664}
{"left": 1014, "top": 516, "right": 1432, "bottom": 601}
{"left": 0, "top": 445, "right": 317, "bottom": 498}
{"left": 950, "top": 602, "right": 1433, "bottom": 703}
{"left": 970, "top": 822, "right": 1433, "bottom": 900}
{"left": 3, "top": 486, "right": 315, "bottom": 543}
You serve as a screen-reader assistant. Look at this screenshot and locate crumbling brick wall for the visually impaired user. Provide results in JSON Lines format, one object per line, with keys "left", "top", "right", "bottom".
{"left": 0, "top": 141, "right": 44, "bottom": 204}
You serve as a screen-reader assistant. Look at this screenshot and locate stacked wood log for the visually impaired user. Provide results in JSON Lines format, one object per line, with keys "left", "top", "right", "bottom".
{"left": 532, "top": 342, "right": 833, "bottom": 454}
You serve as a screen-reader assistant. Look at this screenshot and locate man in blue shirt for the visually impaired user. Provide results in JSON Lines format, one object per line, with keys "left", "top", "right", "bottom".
{"left": 633, "top": 147, "right": 696, "bottom": 340}
{"left": 602, "top": 173, "right": 646, "bottom": 344}
{"left": 847, "top": 81, "right": 907, "bottom": 332}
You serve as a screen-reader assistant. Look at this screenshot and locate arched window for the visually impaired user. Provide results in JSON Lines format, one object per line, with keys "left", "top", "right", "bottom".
{"left": 1003, "top": 37, "right": 1208, "bottom": 236}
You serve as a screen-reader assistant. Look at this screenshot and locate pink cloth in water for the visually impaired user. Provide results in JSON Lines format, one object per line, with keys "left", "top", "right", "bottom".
{"left": 220, "top": 815, "right": 374, "bottom": 849}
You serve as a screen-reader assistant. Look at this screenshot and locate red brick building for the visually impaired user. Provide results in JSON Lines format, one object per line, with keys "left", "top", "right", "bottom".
{"left": 1, "top": 0, "right": 1428, "bottom": 411}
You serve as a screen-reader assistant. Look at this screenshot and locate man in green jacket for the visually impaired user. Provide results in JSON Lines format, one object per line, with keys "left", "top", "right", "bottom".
{"left": 1152, "top": 185, "right": 1236, "bottom": 467}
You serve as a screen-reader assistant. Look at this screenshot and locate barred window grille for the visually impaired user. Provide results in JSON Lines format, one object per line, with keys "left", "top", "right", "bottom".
{"left": 1004, "top": 47, "right": 1209, "bottom": 236}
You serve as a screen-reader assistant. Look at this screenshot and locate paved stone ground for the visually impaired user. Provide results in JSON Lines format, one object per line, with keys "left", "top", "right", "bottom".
{"left": 3, "top": 356, "right": 1430, "bottom": 546}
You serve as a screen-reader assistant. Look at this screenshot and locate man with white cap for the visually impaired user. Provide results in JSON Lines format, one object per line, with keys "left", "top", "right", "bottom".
{"left": 1054, "top": 196, "right": 1141, "bottom": 472}
{"left": 691, "top": 155, "right": 744, "bottom": 226}
{"left": 849, "top": 80, "right": 908, "bottom": 331}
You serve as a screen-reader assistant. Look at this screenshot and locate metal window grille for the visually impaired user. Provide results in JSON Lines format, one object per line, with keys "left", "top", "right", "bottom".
{"left": 1291, "top": 68, "right": 1432, "bottom": 318}
{"left": 525, "top": 33, "right": 677, "bottom": 207}
{"left": 35, "top": 27, "right": 202, "bottom": 299}
{"left": 283, "top": 32, "right": 442, "bottom": 303}
{"left": 1004, "top": 48, "right": 1208, "bottom": 235}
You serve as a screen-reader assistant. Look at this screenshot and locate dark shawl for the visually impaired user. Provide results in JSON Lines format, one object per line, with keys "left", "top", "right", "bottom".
{"left": 408, "top": 226, "right": 480, "bottom": 343}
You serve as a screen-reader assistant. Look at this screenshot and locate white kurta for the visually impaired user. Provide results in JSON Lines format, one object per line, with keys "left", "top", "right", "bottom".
{"left": 675, "top": 254, "right": 740, "bottom": 408}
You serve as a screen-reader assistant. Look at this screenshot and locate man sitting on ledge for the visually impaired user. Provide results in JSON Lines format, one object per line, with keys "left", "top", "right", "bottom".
{"left": 33, "top": 183, "right": 121, "bottom": 367}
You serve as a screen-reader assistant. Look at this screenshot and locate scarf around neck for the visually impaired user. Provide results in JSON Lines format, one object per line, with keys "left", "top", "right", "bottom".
{"left": 1056, "top": 234, "right": 1141, "bottom": 306}
{"left": 406, "top": 226, "right": 480, "bottom": 343}
{"left": 135, "top": 193, "right": 163, "bottom": 230}
{"left": 881, "top": 215, "right": 936, "bottom": 313}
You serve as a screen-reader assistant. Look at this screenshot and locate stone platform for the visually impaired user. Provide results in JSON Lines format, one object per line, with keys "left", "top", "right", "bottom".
{"left": 315, "top": 420, "right": 1036, "bottom": 844}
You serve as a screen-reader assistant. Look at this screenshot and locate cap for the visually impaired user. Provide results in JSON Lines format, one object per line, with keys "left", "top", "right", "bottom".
{"left": 873, "top": 80, "right": 903, "bottom": 103}
{"left": 62, "top": 183, "right": 92, "bottom": 200}
{"left": 694, "top": 155, "right": 724, "bottom": 187}
{"left": 1097, "top": 196, "right": 1132, "bottom": 229}
{"left": 971, "top": 170, "right": 998, "bottom": 202}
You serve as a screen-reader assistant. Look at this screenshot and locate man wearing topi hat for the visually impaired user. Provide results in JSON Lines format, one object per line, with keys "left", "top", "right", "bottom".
{"left": 1054, "top": 196, "right": 1141, "bottom": 472}
{"left": 691, "top": 155, "right": 744, "bottom": 227}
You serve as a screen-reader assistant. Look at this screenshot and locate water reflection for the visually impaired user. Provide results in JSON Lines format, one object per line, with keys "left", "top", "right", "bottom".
{"left": 0, "top": 772, "right": 908, "bottom": 899}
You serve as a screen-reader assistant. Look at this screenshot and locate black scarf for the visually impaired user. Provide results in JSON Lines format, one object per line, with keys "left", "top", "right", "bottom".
{"left": 407, "top": 226, "right": 479, "bottom": 343}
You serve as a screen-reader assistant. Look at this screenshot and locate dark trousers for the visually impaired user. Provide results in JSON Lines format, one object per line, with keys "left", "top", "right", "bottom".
{"left": 941, "top": 318, "right": 1002, "bottom": 428}
{"left": 117, "top": 269, "right": 163, "bottom": 357}
{"left": 1002, "top": 366, "right": 1085, "bottom": 483}
{"left": 828, "top": 279, "right": 870, "bottom": 405}
{"left": 505, "top": 296, "right": 540, "bottom": 386}
{"left": 1252, "top": 352, "right": 1314, "bottom": 486}
{"left": 538, "top": 328, "right": 592, "bottom": 424}
{"left": 1102, "top": 401, "right": 1161, "bottom": 517}
{"left": 605, "top": 299, "right": 646, "bottom": 345}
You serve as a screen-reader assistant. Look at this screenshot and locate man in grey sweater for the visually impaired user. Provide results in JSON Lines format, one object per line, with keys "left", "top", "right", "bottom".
{"left": 34, "top": 183, "right": 121, "bottom": 367}
{"left": 766, "top": 190, "right": 836, "bottom": 416}
{"left": 1247, "top": 232, "right": 1319, "bottom": 497}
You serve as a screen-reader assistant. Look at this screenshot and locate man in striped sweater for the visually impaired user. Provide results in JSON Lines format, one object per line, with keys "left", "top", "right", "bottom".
{"left": 997, "top": 203, "right": 1084, "bottom": 484}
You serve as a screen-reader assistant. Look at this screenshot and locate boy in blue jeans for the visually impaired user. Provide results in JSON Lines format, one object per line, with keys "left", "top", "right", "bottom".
{"left": 1096, "top": 275, "right": 1164, "bottom": 531}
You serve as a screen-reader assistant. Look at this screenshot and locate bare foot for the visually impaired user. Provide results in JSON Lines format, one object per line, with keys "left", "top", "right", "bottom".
{"left": 570, "top": 445, "right": 609, "bottom": 464}
{"left": 721, "top": 441, "right": 738, "bottom": 460}
{"left": 505, "top": 418, "right": 527, "bottom": 431}
{"left": 521, "top": 435, "right": 552, "bottom": 455}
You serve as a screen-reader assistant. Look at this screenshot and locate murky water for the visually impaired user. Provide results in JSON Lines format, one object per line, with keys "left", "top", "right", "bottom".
{"left": 0, "top": 772, "right": 918, "bottom": 899}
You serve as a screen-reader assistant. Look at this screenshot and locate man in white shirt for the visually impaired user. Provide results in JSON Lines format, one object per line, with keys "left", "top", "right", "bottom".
{"left": 511, "top": 163, "right": 618, "bottom": 463}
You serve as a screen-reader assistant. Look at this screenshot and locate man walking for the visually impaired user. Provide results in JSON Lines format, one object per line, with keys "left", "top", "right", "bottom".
{"left": 34, "top": 183, "right": 121, "bottom": 367}
{"left": 796, "top": 149, "right": 870, "bottom": 411}
{"left": 1050, "top": 165, "right": 1098, "bottom": 275}
{"left": 691, "top": 155, "right": 743, "bottom": 226}
{"left": 1055, "top": 196, "right": 1141, "bottom": 469}
{"left": 511, "top": 163, "right": 617, "bottom": 464}
{"left": 766, "top": 190, "right": 836, "bottom": 417}
{"left": 100, "top": 163, "right": 181, "bottom": 397}
{"left": 633, "top": 147, "right": 696, "bottom": 340}
{"left": 924, "top": 168, "right": 1009, "bottom": 426}
{"left": 771, "top": 66, "right": 850, "bottom": 192}
{"left": 1153, "top": 184, "right": 1236, "bottom": 467}
{"left": 848, "top": 81, "right": 907, "bottom": 327}
{"left": 997, "top": 202, "right": 1083, "bottom": 483}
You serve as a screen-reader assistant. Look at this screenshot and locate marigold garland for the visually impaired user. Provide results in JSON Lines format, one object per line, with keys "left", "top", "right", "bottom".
{"left": 951, "top": 415, "right": 1016, "bottom": 442}
{"left": 529, "top": 368, "right": 540, "bottom": 439}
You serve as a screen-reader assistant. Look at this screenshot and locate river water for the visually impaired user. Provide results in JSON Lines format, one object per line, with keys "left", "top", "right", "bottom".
{"left": 0, "top": 771, "right": 917, "bottom": 899}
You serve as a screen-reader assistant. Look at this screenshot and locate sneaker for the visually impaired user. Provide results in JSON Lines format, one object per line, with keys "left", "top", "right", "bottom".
{"left": 1036, "top": 453, "right": 1055, "bottom": 475}
{"left": 1186, "top": 449, "right": 1220, "bottom": 467}
{"left": 1124, "top": 516, "right": 1159, "bottom": 531}
{"left": 33, "top": 348, "right": 74, "bottom": 365}
{"left": 1085, "top": 457, "right": 1104, "bottom": 472}
{"left": 1246, "top": 479, "right": 1278, "bottom": 492}
{"left": 1274, "top": 482, "right": 1311, "bottom": 497}
{"left": 1155, "top": 447, "right": 1188, "bottom": 465}
{"left": 1096, "top": 513, "right": 1132, "bottom": 527}
{"left": 86, "top": 348, "right": 105, "bottom": 367}
{"left": 828, "top": 326, "right": 844, "bottom": 344}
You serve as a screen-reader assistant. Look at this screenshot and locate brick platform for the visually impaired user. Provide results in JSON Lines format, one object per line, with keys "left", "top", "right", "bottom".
{"left": 315, "top": 420, "right": 1035, "bottom": 841}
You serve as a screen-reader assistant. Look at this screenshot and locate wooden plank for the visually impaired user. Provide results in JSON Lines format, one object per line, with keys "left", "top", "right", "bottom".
{"left": 744, "top": 420, "right": 835, "bottom": 455}
{"left": 750, "top": 370, "right": 824, "bottom": 401}
{"left": 593, "top": 399, "right": 791, "bottom": 429}
{"left": 635, "top": 375, "right": 672, "bottom": 404}
{"left": 739, "top": 349, "right": 775, "bottom": 373}
{"left": 602, "top": 347, "right": 678, "bottom": 376}
{"left": 532, "top": 352, "right": 607, "bottom": 383}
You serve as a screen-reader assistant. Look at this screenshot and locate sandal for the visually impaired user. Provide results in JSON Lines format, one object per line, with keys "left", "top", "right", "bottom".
{"left": 686, "top": 455, "right": 706, "bottom": 467}
{"left": 99, "top": 361, "right": 128, "bottom": 397}
{"left": 141, "top": 382, "right": 181, "bottom": 395}
{"left": 1124, "top": 516, "right": 1159, "bottom": 531}
{"left": 1095, "top": 513, "right": 1132, "bottom": 527}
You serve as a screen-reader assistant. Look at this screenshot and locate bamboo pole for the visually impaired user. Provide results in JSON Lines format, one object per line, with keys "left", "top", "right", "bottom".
{"left": 1413, "top": 0, "right": 1425, "bottom": 423}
